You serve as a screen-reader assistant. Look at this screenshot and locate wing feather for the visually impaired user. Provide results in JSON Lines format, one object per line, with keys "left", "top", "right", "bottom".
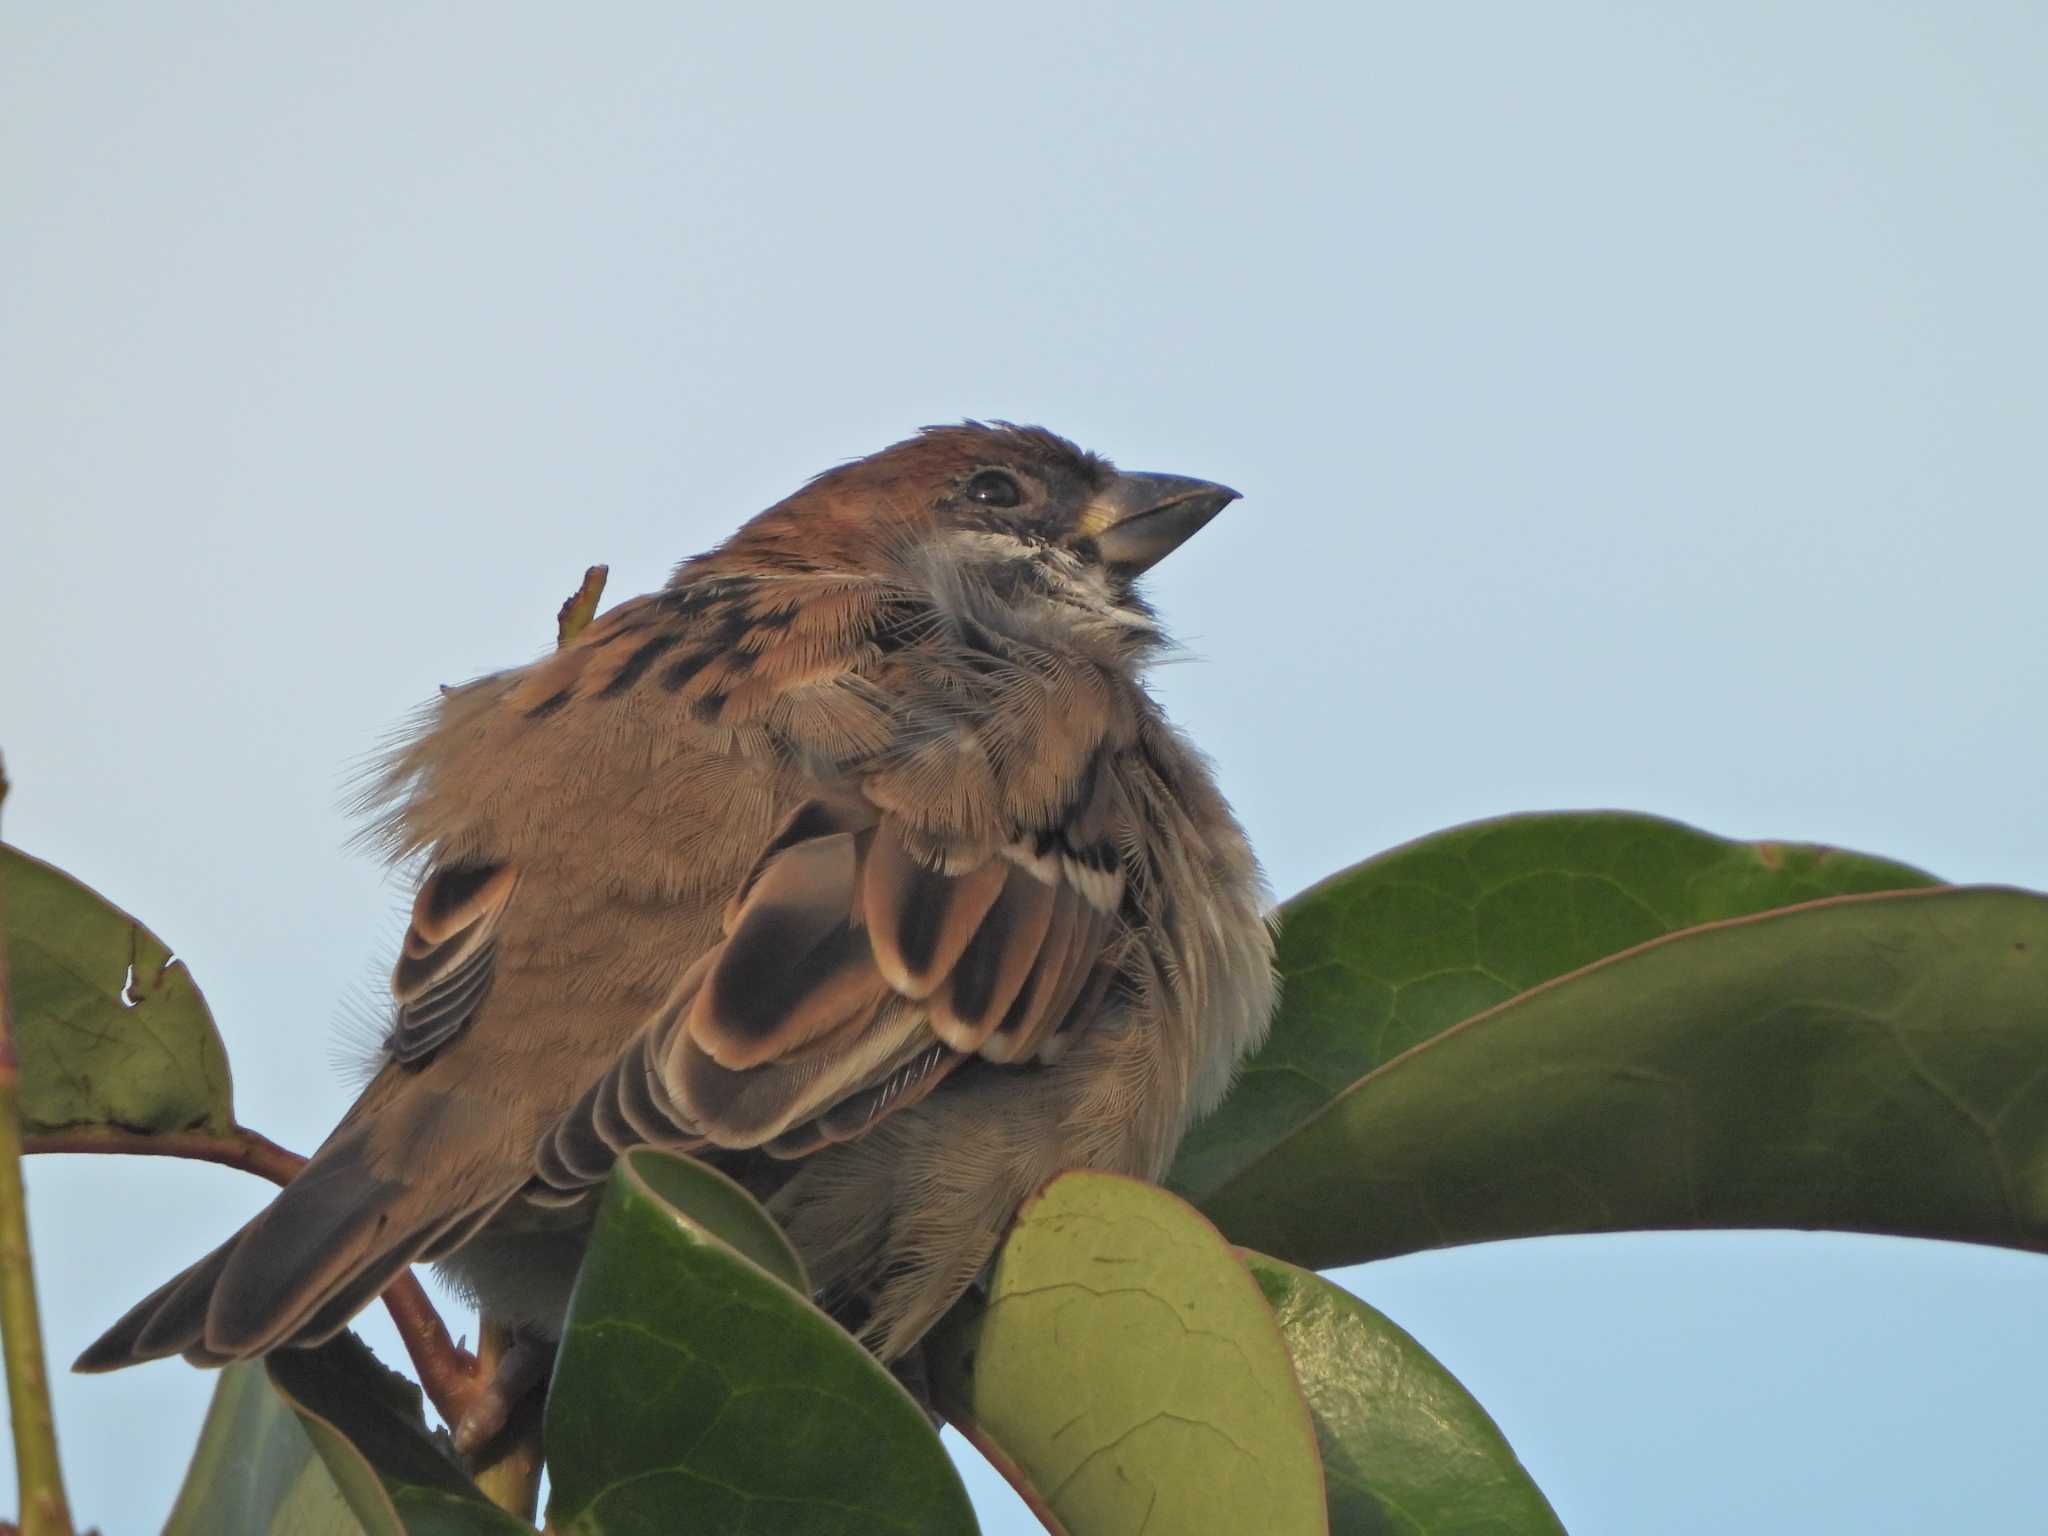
{"left": 512, "top": 572, "right": 1141, "bottom": 1200}
{"left": 528, "top": 774, "right": 1130, "bottom": 1199}
{"left": 927, "top": 863, "right": 1058, "bottom": 1052}
{"left": 386, "top": 861, "right": 518, "bottom": 1065}
{"left": 689, "top": 831, "right": 880, "bottom": 1068}
{"left": 862, "top": 820, "right": 1009, "bottom": 997}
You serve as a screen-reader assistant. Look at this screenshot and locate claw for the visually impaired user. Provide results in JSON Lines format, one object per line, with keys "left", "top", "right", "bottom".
{"left": 453, "top": 1336, "right": 549, "bottom": 1456}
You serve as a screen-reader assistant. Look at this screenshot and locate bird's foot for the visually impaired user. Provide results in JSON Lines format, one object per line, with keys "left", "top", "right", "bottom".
{"left": 452, "top": 1336, "right": 549, "bottom": 1457}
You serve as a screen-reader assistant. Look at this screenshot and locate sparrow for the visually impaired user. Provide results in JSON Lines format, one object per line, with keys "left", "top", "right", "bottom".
{"left": 78, "top": 423, "right": 1276, "bottom": 1430}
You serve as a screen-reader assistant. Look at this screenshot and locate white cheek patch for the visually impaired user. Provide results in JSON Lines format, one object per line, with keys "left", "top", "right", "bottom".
{"left": 946, "top": 529, "right": 1045, "bottom": 563}
{"left": 912, "top": 531, "right": 1168, "bottom": 661}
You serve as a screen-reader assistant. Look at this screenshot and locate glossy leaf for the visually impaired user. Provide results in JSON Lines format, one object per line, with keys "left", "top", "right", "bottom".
{"left": 0, "top": 843, "right": 234, "bottom": 1136}
{"left": 545, "top": 1149, "right": 975, "bottom": 1536}
{"left": 267, "top": 1335, "right": 531, "bottom": 1536}
{"left": 1171, "top": 812, "right": 1935, "bottom": 1204}
{"left": 626, "top": 1148, "right": 808, "bottom": 1292}
{"left": 930, "top": 1171, "right": 1327, "bottom": 1536}
{"left": 1243, "top": 1253, "right": 1563, "bottom": 1536}
{"left": 1199, "top": 886, "right": 2048, "bottom": 1269}
{"left": 163, "top": 1362, "right": 365, "bottom": 1536}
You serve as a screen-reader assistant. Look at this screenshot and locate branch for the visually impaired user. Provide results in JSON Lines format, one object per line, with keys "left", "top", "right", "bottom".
{"left": 380, "top": 1273, "right": 483, "bottom": 1430}
{"left": 23, "top": 1122, "right": 485, "bottom": 1431}
{"left": 23, "top": 1124, "right": 305, "bottom": 1186}
{"left": 1, "top": 755, "right": 79, "bottom": 1535}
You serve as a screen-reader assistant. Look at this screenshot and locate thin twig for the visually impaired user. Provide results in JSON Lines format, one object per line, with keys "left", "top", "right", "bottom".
{"left": 1, "top": 757, "right": 79, "bottom": 1535}
{"left": 23, "top": 1125, "right": 306, "bottom": 1187}
{"left": 23, "top": 1123, "right": 484, "bottom": 1430}
{"left": 381, "top": 1273, "right": 482, "bottom": 1427}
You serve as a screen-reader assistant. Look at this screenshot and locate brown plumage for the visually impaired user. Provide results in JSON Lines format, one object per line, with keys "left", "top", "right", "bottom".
{"left": 78, "top": 423, "right": 1276, "bottom": 1419}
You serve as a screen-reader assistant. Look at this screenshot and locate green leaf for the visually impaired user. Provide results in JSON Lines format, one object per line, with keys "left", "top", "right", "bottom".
{"left": 1198, "top": 886, "right": 2048, "bottom": 1269}
{"left": 1241, "top": 1253, "right": 1564, "bottom": 1536}
{"left": 1171, "top": 812, "right": 1936, "bottom": 1205}
{"left": 164, "top": 1362, "right": 367, "bottom": 1536}
{"left": 929, "top": 1171, "right": 1328, "bottom": 1536}
{"left": 545, "top": 1148, "right": 976, "bottom": 1536}
{"left": 266, "top": 1334, "right": 531, "bottom": 1536}
{"left": 1, "top": 843, "right": 234, "bottom": 1136}
{"left": 625, "top": 1148, "right": 808, "bottom": 1292}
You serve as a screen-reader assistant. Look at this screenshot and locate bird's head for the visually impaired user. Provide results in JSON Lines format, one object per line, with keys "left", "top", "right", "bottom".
{"left": 720, "top": 422, "right": 1240, "bottom": 588}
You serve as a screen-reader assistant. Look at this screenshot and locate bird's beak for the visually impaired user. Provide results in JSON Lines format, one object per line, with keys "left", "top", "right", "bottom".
{"left": 1079, "top": 472, "right": 1242, "bottom": 573}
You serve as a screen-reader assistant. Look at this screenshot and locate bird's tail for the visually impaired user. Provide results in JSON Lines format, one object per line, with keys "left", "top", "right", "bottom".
{"left": 74, "top": 1125, "right": 495, "bottom": 1372}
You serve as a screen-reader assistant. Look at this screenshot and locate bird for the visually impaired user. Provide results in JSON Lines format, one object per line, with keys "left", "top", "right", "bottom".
{"left": 77, "top": 422, "right": 1276, "bottom": 1441}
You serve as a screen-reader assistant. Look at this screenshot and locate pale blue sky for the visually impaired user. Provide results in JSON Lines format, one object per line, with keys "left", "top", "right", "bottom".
{"left": 4, "top": 4, "right": 2045, "bottom": 1531}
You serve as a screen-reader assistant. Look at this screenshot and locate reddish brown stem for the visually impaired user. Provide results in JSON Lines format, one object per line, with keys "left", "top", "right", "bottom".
{"left": 942, "top": 1409, "right": 1071, "bottom": 1535}
{"left": 381, "top": 1272, "right": 482, "bottom": 1424}
{"left": 25, "top": 1125, "right": 306, "bottom": 1186}
{"left": 23, "top": 1123, "right": 483, "bottom": 1428}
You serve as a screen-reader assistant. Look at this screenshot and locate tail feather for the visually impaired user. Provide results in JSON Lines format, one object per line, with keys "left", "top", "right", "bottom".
{"left": 74, "top": 1238, "right": 237, "bottom": 1372}
{"left": 75, "top": 1129, "right": 452, "bottom": 1372}
{"left": 133, "top": 1239, "right": 243, "bottom": 1360}
{"left": 415, "top": 1197, "right": 507, "bottom": 1265}
{"left": 293, "top": 1198, "right": 502, "bottom": 1347}
{"left": 205, "top": 1146, "right": 403, "bottom": 1356}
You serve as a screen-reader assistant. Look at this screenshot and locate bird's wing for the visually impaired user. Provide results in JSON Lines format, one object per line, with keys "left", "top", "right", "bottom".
{"left": 529, "top": 570, "right": 1135, "bottom": 1198}
{"left": 383, "top": 860, "right": 519, "bottom": 1065}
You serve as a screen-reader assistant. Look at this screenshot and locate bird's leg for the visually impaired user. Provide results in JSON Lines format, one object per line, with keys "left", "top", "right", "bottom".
{"left": 464, "top": 1325, "right": 549, "bottom": 1524}
{"left": 454, "top": 1329, "right": 551, "bottom": 1458}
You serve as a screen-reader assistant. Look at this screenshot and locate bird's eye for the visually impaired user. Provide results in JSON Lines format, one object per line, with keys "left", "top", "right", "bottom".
{"left": 964, "top": 469, "right": 1024, "bottom": 509}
